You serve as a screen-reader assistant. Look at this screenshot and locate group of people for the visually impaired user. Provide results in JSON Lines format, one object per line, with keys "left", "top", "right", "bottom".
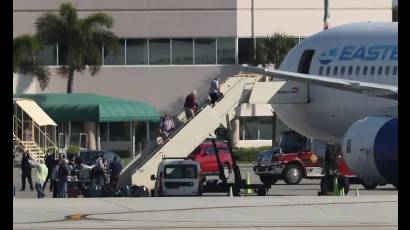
{"left": 19, "top": 150, "right": 123, "bottom": 198}
{"left": 159, "top": 77, "right": 223, "bottom": 141}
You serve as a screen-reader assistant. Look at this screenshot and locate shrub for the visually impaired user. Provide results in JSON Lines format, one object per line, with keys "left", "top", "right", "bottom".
{"left": 66, "top": 145, "right": 80, "bottom": 154}
{"left": 112, "top": 150, "right": 132, "bottom": 158}
{"left": 232, "top": 146, "right": 273, "bottom": 162}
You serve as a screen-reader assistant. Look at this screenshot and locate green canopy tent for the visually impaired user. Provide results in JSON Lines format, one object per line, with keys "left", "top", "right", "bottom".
{"left": 13, "top": 93, "right": 161, "bottom": 152}
{"left": 13, "top": 93, "right": 160, "bottom": 122}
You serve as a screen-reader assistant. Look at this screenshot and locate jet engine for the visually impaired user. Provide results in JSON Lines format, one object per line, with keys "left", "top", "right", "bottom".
{"left": 342, "top": 116, "right": 397, "bottom": 186}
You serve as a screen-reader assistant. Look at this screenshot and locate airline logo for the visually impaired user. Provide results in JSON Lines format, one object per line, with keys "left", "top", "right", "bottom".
{"left": 319, "top": 45, "right": 398, "bottom": 65}
{"left": 319, "top": 48, "right": 339, "bottom": 65}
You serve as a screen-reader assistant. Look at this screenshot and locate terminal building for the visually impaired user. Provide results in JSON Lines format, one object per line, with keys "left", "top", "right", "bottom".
{"left": 13, "top": 0, "right": 392, "bottom": 153}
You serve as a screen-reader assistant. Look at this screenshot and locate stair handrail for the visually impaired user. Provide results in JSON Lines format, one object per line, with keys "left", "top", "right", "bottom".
{"left": 126, "top": 76, "right": 259, "bottom": 175}
{"left": 13, "top": 114, "right": 58, "bottom": 155}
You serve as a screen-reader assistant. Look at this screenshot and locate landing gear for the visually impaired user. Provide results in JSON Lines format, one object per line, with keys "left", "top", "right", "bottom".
{"left": 362, "top": 182, "right": 378, "bottom": 190}
{"left": 318, "top": 144, "right": 350, "bottom": 195}
{"left": 259, "top": 175, "right": 278, "bottom": 187}
{"left": 319, "top": 175, "right": 350, "bottom": 195}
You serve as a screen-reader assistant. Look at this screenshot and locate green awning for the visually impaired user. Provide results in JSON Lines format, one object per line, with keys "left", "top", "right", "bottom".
{"left": 14, "top": 93, "right": 160, "bottom": 122}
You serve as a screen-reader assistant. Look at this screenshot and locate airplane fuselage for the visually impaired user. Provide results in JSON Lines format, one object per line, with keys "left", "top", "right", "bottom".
{"left": 275, "top": 22, "right": 398, "bottom": 143}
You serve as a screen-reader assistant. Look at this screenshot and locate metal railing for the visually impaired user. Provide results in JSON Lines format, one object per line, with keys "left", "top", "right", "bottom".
{"left": 13, "top": 115, "right": 59, "bottom": 157}
{"left": 125, "top": 76, "right": 258, "bottom": 176}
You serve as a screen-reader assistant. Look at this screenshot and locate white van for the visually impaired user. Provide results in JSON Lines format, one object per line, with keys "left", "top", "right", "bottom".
{"left": 151, "top": 159, "right": 202, "bottom": 196}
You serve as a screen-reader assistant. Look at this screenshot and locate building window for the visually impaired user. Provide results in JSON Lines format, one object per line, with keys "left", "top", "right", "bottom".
{"left": 326, "top": 66, "right": 331, "bottom": 76}
{"left": 38, "top": 43, "right": 57, "bottom": 66}
{"left": 126, "top": 39, "right": 148, "bottom": 65}
{"left": 348, "top": 66, "right": 353, "bottom": 75}
{"left": 217, "top": 38, "right": 235, "bottom": 64}
{"left": 385, "top": 66, "right": 390, "bottom": 75}
{"left": 149, "top": 39, "right": 170, "bottom": 65}
{"left": 355, "top": 66, "right": 360, "bottom": 75}
{"left": 370, "top": 66, "right": 376, "bottom": 75}
{"left": 378, "top": 66, "right": 383, "bottom": 75}
{"left": 333, "top": 66, "right": 338, "bottom": 75}
{"left": 363, "top": 66, "right": 368, "bottom": 75}
{"left": 194, "top": 38, "right": 216, "bottom": 64}
{"left": 238, "top": 38, "right": 254, "bottom": 64}
{"left": 341, "top": 66, "right": 345, "bottom": 76}
{"left": 108, "top": 122, "right": 130, "bottom": 141}
{"left": 99, "top": 122, "right": 108, "bottom": 141}
{"left": 319, "top": 66, "right": 323, "bottom": 75}
{"left": 240, "top": 117, "right": 273, "bottom": 140}
{"left": 393, "top": 66, "right": 398, "bottom": 75}
{"left": 104, "top": 39, "right": 125, "bottom": 65}
{"left": 172, "top": 38, "right": 193, "bottom": 65}
{"left": 258, "top": 117, "right": 273, "bottom": 140}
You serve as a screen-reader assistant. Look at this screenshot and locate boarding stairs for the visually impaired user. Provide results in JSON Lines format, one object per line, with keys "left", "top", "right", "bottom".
{"left": 13, "top": 100, "right": 58, "bottom": 162}
{"left": 120, "top": 73, "right": 284, "bottom": 188}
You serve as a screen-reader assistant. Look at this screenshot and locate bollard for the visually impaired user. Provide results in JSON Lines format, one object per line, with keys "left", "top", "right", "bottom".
{"left": 340, "top": 188, "right": 345, "bottom": 196}
{"left": 228, "top": 186, "right": 233, "bottom": 197}
{"left": 355, "top": 188, "right": 360, "bottom": 197}
{"left": 245, "top": 173, "right": 252, "bottom": 194}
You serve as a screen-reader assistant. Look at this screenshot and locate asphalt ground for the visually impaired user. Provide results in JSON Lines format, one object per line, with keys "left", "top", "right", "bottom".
{"left": 13, "top": 165, "right": 397, "bottom": 199}
{"left": 13, "top": 195, "right": 398, "bottom": 230}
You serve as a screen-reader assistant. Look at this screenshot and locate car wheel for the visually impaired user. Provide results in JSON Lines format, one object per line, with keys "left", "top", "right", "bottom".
{"left": 283, "top": 164, "right": 302, "bottom": 185}
{"left": 259, "top": 175, "right": 278, "bottom": 186}
{"left": 362, "top": 182, "right": 378, "bottom": 190}
{"left": 222, "top": 163, "right": 231, "bottom": 180}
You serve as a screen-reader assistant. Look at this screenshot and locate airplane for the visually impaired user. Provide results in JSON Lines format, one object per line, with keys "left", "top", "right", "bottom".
{"left": 242, "top": 22, "right": 397, "bottom": 192}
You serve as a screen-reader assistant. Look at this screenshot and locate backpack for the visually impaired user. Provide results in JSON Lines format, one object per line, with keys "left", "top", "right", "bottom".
{"left": 57, "top": 165, "right": 69, "bottom": 181}
{"left": 130, "top": 185, "right": 149, "bottom": 197}
{"left": 120, "top": 185, "right": 132, "bottom": 197}
{"left": 85, "top": 184, "right": 102, "bottom": 197}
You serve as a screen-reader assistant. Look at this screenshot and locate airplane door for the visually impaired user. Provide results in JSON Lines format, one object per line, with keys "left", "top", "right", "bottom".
{"left": 270, "top": 50, "right": 314, "bottom": 104}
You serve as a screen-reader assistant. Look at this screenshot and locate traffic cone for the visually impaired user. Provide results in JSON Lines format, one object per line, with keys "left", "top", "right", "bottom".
{"left": 333, "top": 176, "right": 339, "bottom": 195}
{"left": 245, "top": 173, "right": 252, "bottom": 194}
{"left": 228, "top": 186, "right": 233, "bottom": 197}
{"left": 355, "top": 188, "right": 360, "bottom": 197}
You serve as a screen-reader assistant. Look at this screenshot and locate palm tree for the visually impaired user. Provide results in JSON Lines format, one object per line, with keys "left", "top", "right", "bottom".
{"left": 255, "top": 33, "right": 297, "bottom": 68}
{"left": 34, "top": 3, "right": 119, "bottom": 93}
{"left": 13, "top": 34, "right": 50, "bottom": 91}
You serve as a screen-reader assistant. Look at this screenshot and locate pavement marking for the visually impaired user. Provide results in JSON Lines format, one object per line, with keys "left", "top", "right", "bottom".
{"left": 14, "top": 199, "right": 396, "bottom": 225}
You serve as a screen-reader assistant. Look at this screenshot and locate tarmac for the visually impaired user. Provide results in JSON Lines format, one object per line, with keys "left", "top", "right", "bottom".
{"left": 13, "top": 195, "right": 397, "bottom": 229}
{"left": 13, "top": 165, "right": 398, "bottom": 229}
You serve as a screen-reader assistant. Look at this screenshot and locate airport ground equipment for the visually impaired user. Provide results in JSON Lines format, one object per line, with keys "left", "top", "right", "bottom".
{"left": 151, "top": 157, "right": 202, "bottom": 197}
{"left": 200, "top": 128, "right": 267, "bottom": 196}
{"left": 119, "top": 74, "right": 286, "bottom": 189}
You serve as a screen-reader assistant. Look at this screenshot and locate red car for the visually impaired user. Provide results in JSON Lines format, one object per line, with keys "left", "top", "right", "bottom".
{"left": 188, "top": 141, "right": 233, "bottom": 179}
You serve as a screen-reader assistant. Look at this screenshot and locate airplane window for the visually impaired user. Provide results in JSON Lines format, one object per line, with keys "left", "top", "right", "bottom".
{"left": 385, "top": 66, "right": 390, "bottom": 75}
{"left": 333, "top": 66, "right": 338, "bottom": 75}
{"left": 319, "top": 66, "right": 323, "bottom": 75}
{"left": 326, "top": 66, "right": 331, "bottom": 76}
{"left": 370, "top": 66, "right": 375, "bottom": 75}
{"left": 348, "top": 66, "right": 353, "bottom": 75}
{"left": 341, "top": 66, "right": 345, "bottom": 76}
{"left": 355, "top": 66, "right": 360, "bottom": 75}
{"left": 363, "top": 66, "right": 368, "bottom": 75}
{"left": 378, "top": 66, "right": 383, "bottom": 75}
{"left": 393, "top": 66, "right": 398, "bottom": 75}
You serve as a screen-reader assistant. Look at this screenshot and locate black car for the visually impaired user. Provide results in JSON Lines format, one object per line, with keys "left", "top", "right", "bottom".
{"left": 79, "top": 150, "right": 124, "bottom": 167}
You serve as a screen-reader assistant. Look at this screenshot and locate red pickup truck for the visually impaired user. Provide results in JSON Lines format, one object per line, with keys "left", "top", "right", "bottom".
{"left": 187, "top": 141, "right": 233, "bottom": 179}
